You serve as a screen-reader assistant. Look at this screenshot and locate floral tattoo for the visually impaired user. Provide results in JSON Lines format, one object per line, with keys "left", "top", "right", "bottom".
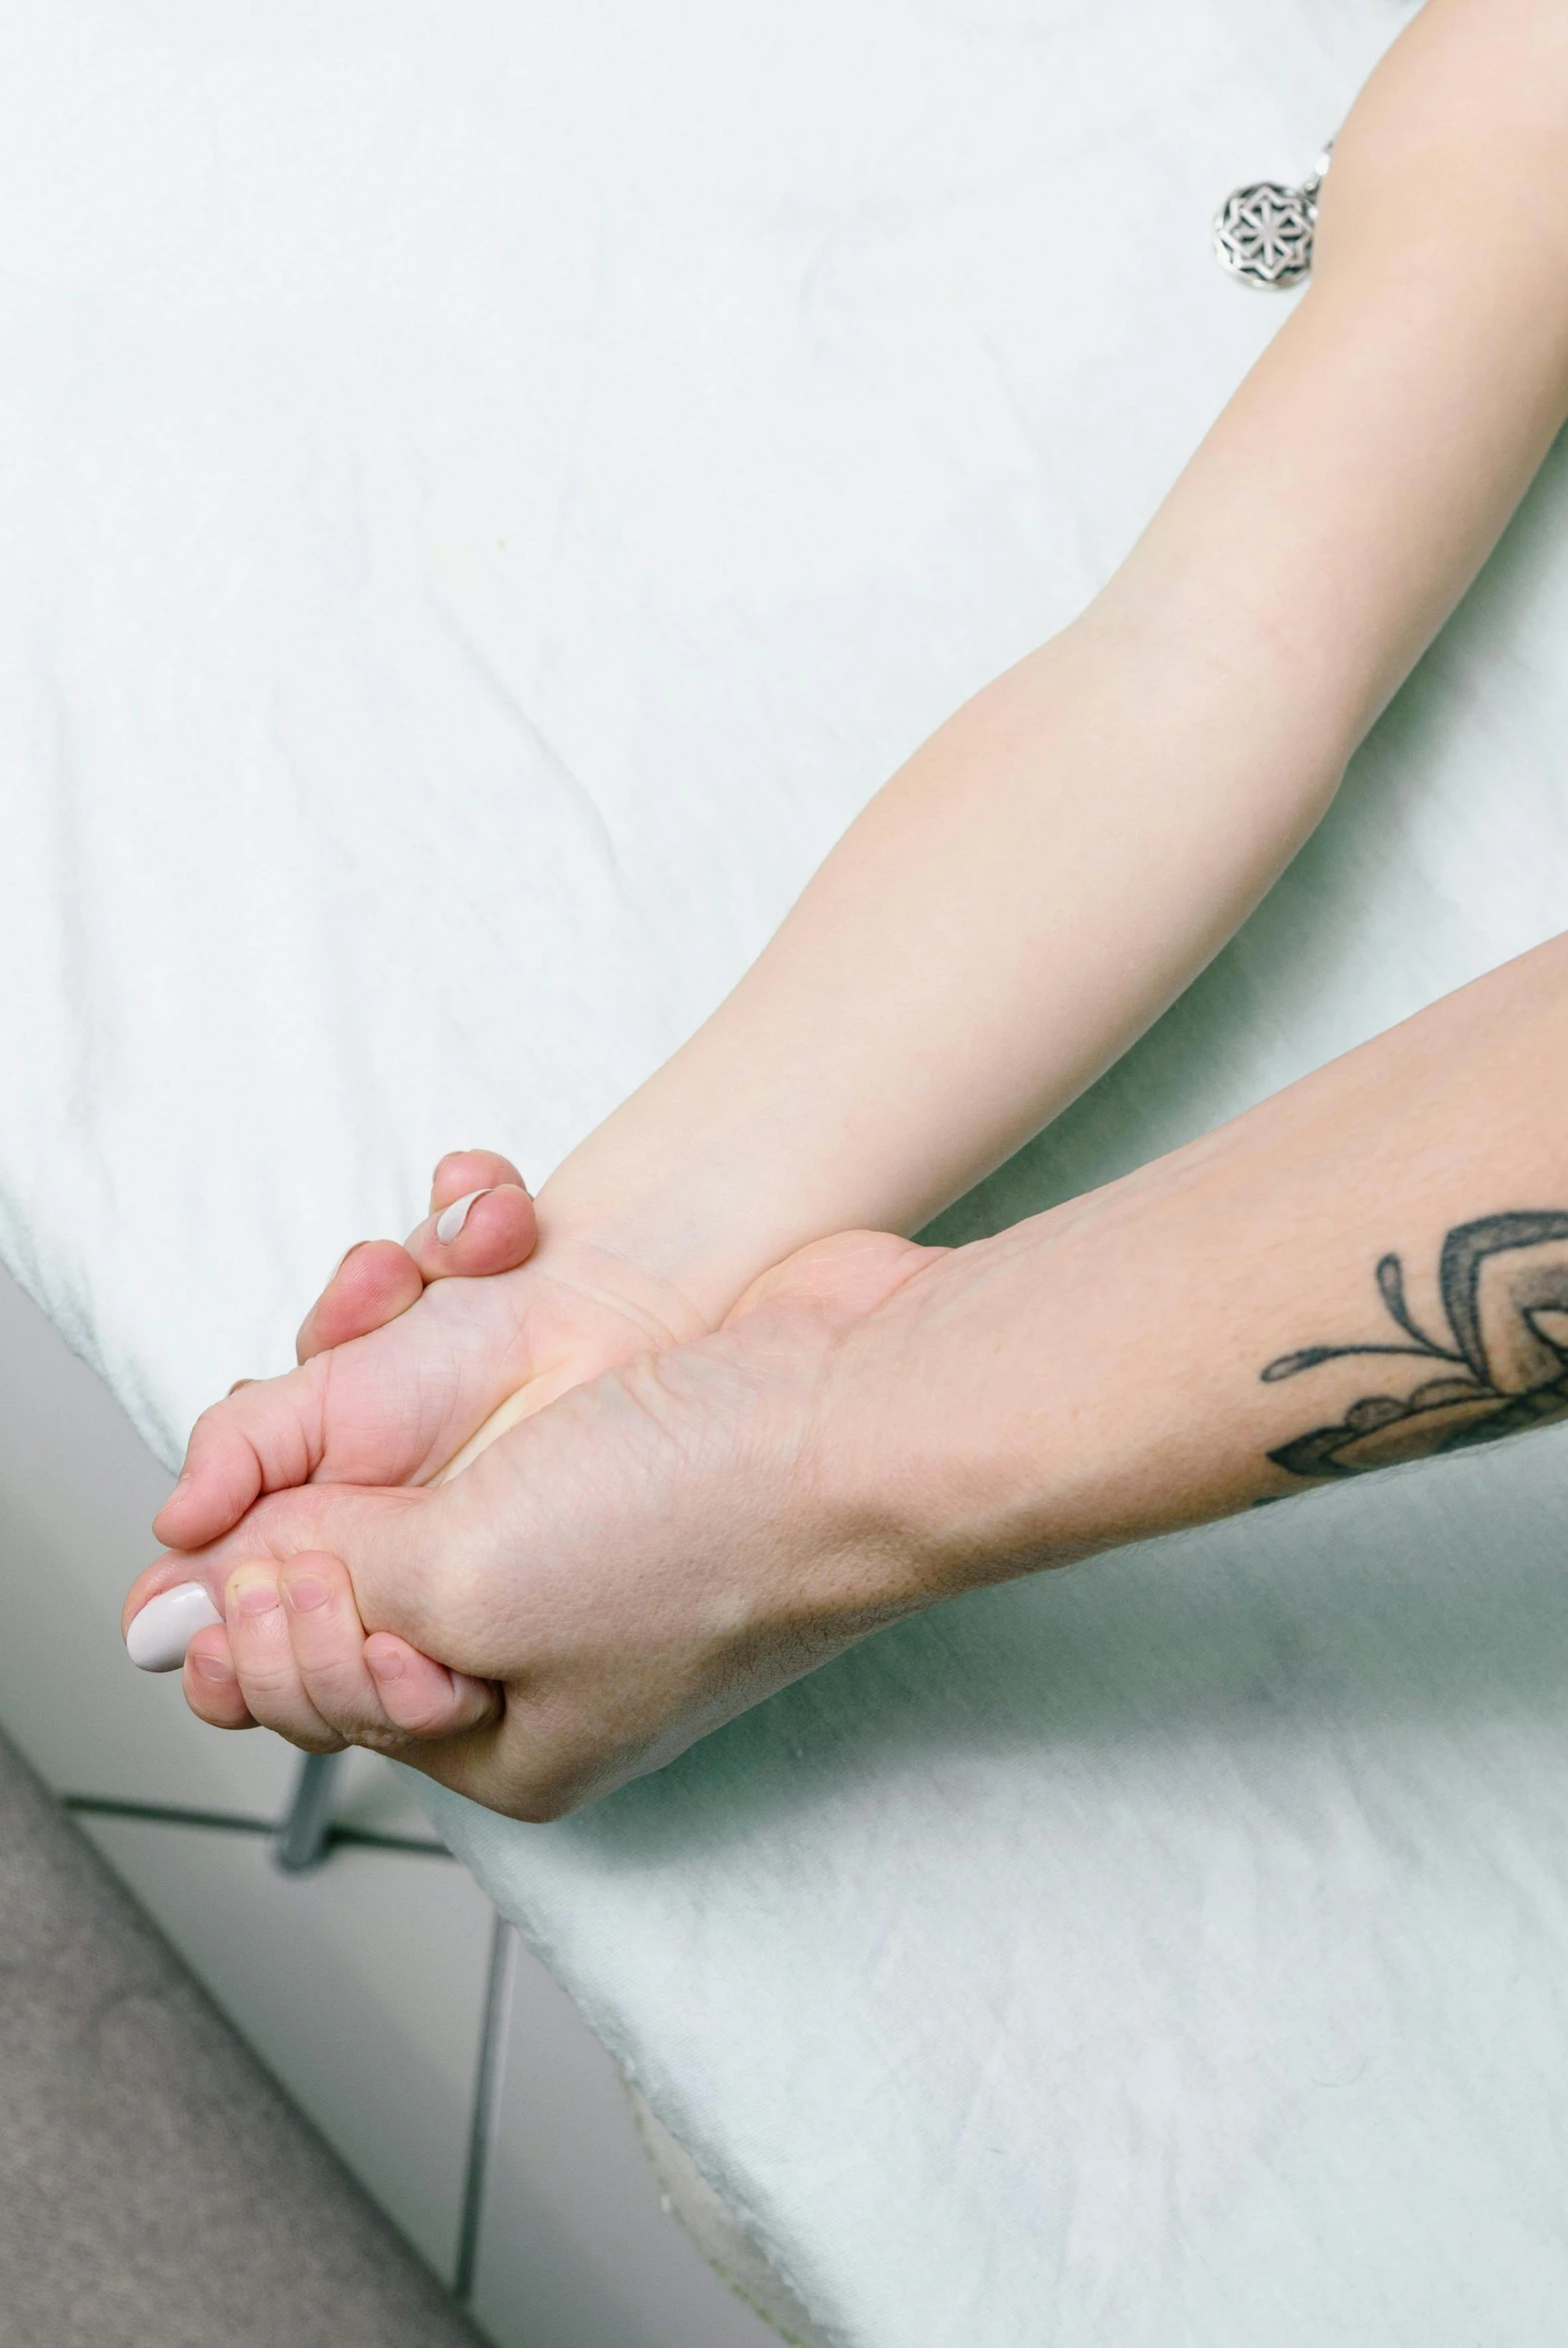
{"left": 1263, "top": 1211, "right": 1568, "bottom": 1479}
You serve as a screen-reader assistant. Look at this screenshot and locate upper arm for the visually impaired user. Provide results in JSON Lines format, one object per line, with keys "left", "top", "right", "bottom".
{"left": 1107, "top": 0, "right": 1568, "bottom": 759}
{"left": 1320, "top": 0, "right": 1568, "bottom": 291}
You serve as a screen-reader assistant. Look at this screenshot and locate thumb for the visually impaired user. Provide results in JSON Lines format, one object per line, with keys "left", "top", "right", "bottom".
{"left": 725, "top": 1230, "right": 937, "bottom": 1330}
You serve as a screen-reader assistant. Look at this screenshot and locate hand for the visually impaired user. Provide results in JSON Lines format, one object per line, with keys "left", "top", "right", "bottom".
{"left": 126, "top": 1231, "right": 936, "bottom": 1819}
{"left": 153, "top": 1149, "right": 714, "bottom": 1553}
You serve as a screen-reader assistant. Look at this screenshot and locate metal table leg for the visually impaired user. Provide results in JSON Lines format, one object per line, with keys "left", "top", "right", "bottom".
{"left": 273, "top": 1749, "right": 344, "bottom": 1873}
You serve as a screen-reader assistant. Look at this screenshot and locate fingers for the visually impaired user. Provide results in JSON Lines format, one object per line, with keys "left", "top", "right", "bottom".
{"left": 182, "top": 1623, "right": 257, "bottom": 1730}
{"left": 429, "top": 1150, "right": 528, "bottom": 1212}
{"left": 296, "top": 1239, "right": 424, "bottom": 1363}
{"left": 179, "top": 1551, "right": 497, "bottom": 1757}
{"left": 297, "top": 1152, "right": 534, "bottom": 1363}
{"left": 177, "top": 1580, "right": 521, "bottom": 1813}
{"left": 403, "top": 1177, "right": 536, "bottom": 1285}
{"left": 222, "top": 1562, "right": 347, "bottom": 1752}
{"left": 362, "top": 1632, "right": 497, "bottom": 1739}
{"left": 124, "top": 1552, "right": 220, "bottom": 1648}
{"left": 168, "top": 1149, "right": 532, "bottom": 1550}
{"left": 152, "top": 1363, "right": 329, "bottom": 1552}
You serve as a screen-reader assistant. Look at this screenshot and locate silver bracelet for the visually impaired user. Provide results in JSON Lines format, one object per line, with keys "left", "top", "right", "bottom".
{"left": 1213, "top": 142, "right": 1333, "bottom": 289}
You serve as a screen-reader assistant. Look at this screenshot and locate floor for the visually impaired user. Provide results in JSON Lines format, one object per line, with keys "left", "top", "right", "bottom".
{"left": 0, "top": 1720, "right": 483, "bottom": 2348}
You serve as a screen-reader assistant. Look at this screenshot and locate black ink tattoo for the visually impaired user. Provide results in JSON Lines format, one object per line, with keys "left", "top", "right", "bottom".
{"left": 1262, "top": 1211, "right": 1568, "bottom": 1479}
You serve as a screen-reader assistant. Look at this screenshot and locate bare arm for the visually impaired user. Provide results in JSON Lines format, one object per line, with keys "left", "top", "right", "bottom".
{"left": 839, "top": 931, "right": 1568, "bottom": 1588}
{"left": 154, "top": 931, "right": 1568, "bottom": 1817}
{"left": 154, "top": 0, "right": 1568, "bottom": 1552}
{"left": 535, "top": 0, "right": 1568, "bottom": 1325}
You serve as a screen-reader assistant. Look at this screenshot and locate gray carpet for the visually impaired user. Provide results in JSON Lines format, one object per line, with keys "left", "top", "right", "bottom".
{"left": 0, "top": 1727, "right": 485, "bottom": 2348}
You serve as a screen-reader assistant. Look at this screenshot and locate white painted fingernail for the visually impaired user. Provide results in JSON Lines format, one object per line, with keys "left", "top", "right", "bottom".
{"left": 125, "top": 1581, "right": 224, "bottom": 1673}
{"left": 436, "top": 1187, "right": 493, "bottom": 1244}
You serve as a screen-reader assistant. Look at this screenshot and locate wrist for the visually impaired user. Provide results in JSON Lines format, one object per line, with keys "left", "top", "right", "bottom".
{"left": 518, "top": 1208, "right": 718, "bottom": 1350}
{"left": 813, "top": 1175, "right": 1264, "bottom": 1602}
{"left": 532, "top": 1157, "right": 794, "bottom": 1336}
{"left": 808, "top": 1230, "right": 1071, "bottom": 1605}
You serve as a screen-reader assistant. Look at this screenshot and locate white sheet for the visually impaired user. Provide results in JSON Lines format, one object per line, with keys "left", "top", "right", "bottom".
{"left": 12, "top": 2, "right": 1568, "bottom": 2340}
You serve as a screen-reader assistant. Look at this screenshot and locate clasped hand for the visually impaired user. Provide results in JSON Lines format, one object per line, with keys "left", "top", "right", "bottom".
{"left": 125, "top": 1152, "right": 936, "bottom": 1820}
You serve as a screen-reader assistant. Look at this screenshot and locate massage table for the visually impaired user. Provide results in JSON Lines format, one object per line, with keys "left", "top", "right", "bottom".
{"left": 10, "top": 1, "right": 1568, "bottom": 2340}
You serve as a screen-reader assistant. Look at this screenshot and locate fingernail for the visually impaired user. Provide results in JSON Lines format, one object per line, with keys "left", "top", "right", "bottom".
{"left": 125, "top": 1581, "right": 224, "bottom": 1673}
{"left": 230, "top": 1571, "right": 281, "bottom": 1619}
{"left": 366, "top": 1644, "right": 405, "bottom": 1682}
{"left": 332, "top": 1238, "right": 370, "bottom": 1279}
{"left": 192, "top": 1647, "right": 236, "bottom": 1684}
{"left": 436, "top": 1187, "right": 494, "bottom": 1244}
{"left": 283, "top": 1572, "right": 330, "bottom": 1613}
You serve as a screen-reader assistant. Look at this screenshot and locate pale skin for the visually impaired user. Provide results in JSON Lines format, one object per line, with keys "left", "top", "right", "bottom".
{"left": 127, "top": 0, "right": 1568, "bottom": 1807}
{"left": 125, "top": 936, "right": 1568, "bottom": 1818}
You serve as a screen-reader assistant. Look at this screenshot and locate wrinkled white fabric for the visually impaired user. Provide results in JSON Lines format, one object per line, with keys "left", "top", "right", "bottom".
{"left": 9, "top": 2, "right": 1568, "bottom": 2341}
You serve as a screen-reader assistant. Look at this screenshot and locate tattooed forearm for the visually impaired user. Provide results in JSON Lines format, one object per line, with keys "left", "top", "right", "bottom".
{"left": 1262, "top": 1211, "right": 1568, "bottom": 1478}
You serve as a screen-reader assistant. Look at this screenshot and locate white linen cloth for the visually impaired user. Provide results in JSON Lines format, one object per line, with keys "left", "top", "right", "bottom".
{"left": 9, "top": 1, "right": 1568, "bottom": 2339}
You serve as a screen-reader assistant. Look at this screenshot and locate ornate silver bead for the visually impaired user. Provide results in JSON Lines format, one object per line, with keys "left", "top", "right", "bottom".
{"left": 1213, "top": 146, "right": 1332, "bottom": 290}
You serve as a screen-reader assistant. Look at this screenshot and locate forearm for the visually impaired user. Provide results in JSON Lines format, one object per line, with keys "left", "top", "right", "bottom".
{"left": 157, "top": 936, "right": 1568, "bottom": 1819}
{"left": 851, "top": 931, "right": 1568, "bottom": 1590}
{"left": 545, "top": 614, "right": 1351, "bottom": 1314}
{"left": 539, "top": 0, "right": 1568, "bottom": 1326}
